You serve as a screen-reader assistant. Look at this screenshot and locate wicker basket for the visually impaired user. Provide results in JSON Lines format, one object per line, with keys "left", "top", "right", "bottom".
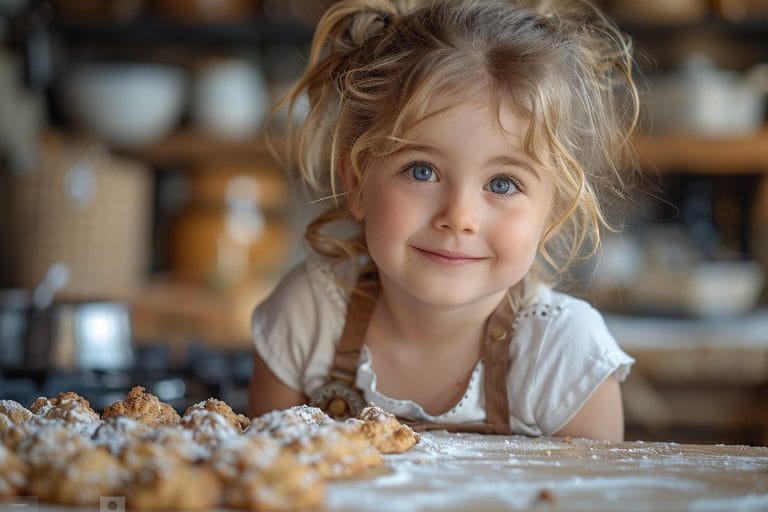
{"left": 0, "top": 140, "right": 151, "bottom": 300}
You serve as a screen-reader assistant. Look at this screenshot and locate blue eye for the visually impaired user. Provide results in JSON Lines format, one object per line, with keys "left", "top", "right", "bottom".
{"left": 408, "top": 163, "right": 435, "bottom": 182}
{"left": 488, "top": 176, "right": 517, "bottom": 195}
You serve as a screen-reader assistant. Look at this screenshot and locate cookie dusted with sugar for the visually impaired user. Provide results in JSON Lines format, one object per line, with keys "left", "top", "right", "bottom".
{"left": 102, "top": 386, "right": 180, "bottom": 427}
{"left": 14, "top": 420, "right": 94, "bottom": 469}
{"left": 0, "top": 399, "right": 32, "bottom": 425}
{"left": 351, "top": 403, "right": 420, "bottom": 454}
{"left": 30, "top": 391, "right": 101, "bottom": 425}
{"left": 0, "top": 414, "right": 18, "bottom": 447}
{"left": 286, "top": 422, "right": 383, "bottom": 480}
{"left": 27, "top": 447, "right": 127, "bottom": 506}
{"left": 91, "top": 416, "right": 153, "bottom": 456}
{"left": 210, "top": 435, "right": 326, "bottom": 511}
{"left": 246, "top": 405, "right": 333, "bottom": 443}
{"left": 123, "top": 429, "right": 207, "bottom": 469}
{"left": 0, "top": 443, "right": 26, "bottom": 497}
{"left": 182, "top": 398, "right": 250, "bottom": 431}
{"left": 123, "top": 446, "right": 221, "bottom": 511}
{"left": 179, "top": 408, "right": 241, "bottom": 450}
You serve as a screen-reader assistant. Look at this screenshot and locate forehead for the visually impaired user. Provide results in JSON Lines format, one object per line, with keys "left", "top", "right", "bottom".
{"left": 402, "top": 93, "right": 532, "bottom": 150}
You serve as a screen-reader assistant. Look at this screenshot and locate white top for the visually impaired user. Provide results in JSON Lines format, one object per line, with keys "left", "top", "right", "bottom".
{"left": 252, "top": 256, "right": 634, "bottom": 436}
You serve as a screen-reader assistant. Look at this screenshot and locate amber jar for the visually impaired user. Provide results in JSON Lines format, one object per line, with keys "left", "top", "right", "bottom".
{"left": 169, "top": 159, "right": 296, "bottom": 288}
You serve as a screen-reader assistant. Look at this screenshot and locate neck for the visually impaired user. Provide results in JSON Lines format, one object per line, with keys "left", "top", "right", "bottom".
{"left": 372, "top": 278, "right": 506, "bottom": 351}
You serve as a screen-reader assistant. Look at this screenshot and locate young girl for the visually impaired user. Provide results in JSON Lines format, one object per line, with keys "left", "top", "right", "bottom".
{"left": 249, "top": 0, "right": 640, "bottom": 441}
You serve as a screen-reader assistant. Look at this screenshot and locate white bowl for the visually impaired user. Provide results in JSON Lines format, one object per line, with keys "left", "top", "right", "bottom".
{"left": 629, "top": 261, "right": 766, "bottom": 317}
{"left": 191, "top": 59, "right": 269, "bottom": 138}
{"left": 62, "top": 63, "right": 186, "bottom": 149}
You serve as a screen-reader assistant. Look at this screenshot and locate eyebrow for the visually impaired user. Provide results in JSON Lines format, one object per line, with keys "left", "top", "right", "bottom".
{"left": 394, "top": 143, "right": 541, "bottom": 181}
{"left": 485, "top": 155, "right": 541, "bottom": 181}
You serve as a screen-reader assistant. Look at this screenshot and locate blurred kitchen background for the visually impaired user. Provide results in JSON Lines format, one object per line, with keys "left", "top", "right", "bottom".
{"left": 0, "top": 0, "right": 766, "bottom": 446}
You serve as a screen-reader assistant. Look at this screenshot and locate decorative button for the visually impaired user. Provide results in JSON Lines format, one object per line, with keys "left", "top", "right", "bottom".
{"left": 327, "top": 397, "right": 348, "bottom": 417}
{"left": 490, "top": 328, "right": 507, "bottom": 341}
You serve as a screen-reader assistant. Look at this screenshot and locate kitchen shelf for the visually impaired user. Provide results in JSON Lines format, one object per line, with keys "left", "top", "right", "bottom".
{"left": 130, "top": 276, "right": 278, "bottom": 349}
{"left": 635, "top": 127, "right": 768, "bottom": 174}
{"left": 118, "top": 128, "right": 278, "bottom": 168}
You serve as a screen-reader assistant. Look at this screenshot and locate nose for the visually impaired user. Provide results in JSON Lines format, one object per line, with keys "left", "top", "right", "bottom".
{"left": 432, "top": 189, "right": 480, "bottom": 234}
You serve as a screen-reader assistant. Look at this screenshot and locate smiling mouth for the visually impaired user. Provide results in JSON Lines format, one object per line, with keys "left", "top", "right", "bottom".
{"left": 414, "top": 247, "right": 485, "bottom": 265}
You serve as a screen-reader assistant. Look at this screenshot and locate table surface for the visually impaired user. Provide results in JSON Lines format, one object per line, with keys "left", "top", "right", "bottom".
{"left": 18, "top": 431, "right": 768, "bottom": 512}
{"left": 327, "top": 431, "right": 768, "bottom": 512}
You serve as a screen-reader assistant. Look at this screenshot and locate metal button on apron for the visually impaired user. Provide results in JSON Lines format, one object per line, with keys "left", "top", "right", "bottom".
{"left": 490, "top": 328, "right": 507, "bottom": 341}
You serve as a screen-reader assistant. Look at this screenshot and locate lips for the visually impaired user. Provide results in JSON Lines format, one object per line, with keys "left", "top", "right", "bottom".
{"left": 413, "top": 246, "right": 486, "bottom": 265}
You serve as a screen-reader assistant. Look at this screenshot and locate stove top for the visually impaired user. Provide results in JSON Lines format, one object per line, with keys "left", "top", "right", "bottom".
{"left": 0, "top": 343, "right": 253, "bottom": 415}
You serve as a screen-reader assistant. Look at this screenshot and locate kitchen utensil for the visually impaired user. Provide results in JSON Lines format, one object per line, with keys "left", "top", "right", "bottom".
{"left": 61, "top": 62, "right": 186, "bottom": 149}
{"left": 31, "top": 261, "right": 70, "bottom": 310}
{"left": 650, "top": 55, "right": 768, "bottom": 137}
{"left": 191, "top": 58, "right": 269, "bottom": 139}
{"left": 169, "top": 160, "right": 294, "bottom": 287}
{"left": 627, "top": 260, "right": 765, "bottom": 317}
{"left": 0, "top": 290, "right": 134, "bottom": 371}
{"left": 0, "top": 136, "right": 152, "bottom": 300}
{"left": 49, "top": 300, "right": 134, "bottom": 370}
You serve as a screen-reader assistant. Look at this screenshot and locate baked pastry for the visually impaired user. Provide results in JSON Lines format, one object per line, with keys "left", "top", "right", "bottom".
{"left": 179, "top": 408, "right": 240, "bottom": 450}
{"left": 0, "top": 414, "right": 16, "bottom": 446}
{"left": 27, "top": 447, "right": 127, "bottom": 506}
{"left": 91, "top": 416, "right": 152, "bottom": 456}
{"left": 102, "top": 386, "right": 180, "bottom": 427}
{"left": 0, "top": 443, "right": 26, "bottom": 497}
{"left": 210, "top": 435, "right": 325, "bottom": 511}
{"left": 182, "top": 398, "right": 250, "bottom": 431}
{"left": 124, "top": 429, "right": 206, "bottom": 469}
{"left": 14, "top": 420, "right": 93, "bottom": 465}
{"left": 124, "top": 444, "right": 221, "bottom": 511}
{"left": 0, "top": 391, "right": 417, "bottom": 509}
{"left": 30, "top": 391, "right": 101, "bottom": 425}
{"left": 351, "top": 403, "right": 420, "bottom": 454}
{"left": 0, "top": 399, "right": 32, "bottom": 425}
{"left": 246, "top": 405, "right": 334, "bottom": 443}
{"left": 286, "top": 422, "right": 383, "bottom": 479}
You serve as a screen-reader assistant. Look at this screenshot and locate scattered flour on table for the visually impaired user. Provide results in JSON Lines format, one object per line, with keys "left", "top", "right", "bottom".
{"left": 326, "top": 431, "right": 768, "bottom": 512}
{"left": 691, "top": 494, "right": 768, "bottom": 512}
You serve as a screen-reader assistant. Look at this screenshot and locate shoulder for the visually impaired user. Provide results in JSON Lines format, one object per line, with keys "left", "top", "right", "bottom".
{"left": 254, "top": 256, "right": 349, "bottom": 322}
{"left": 251, "top": 256, "right": 354, "bottom": 350}
{"left": 516, "top": 286, "right": 613, "bottom": 340}
{"left": 251, "top": 256, "right": 351, "bottom": 394}
{"left": 506, "top": 285, "right": 634, "bottom": 435}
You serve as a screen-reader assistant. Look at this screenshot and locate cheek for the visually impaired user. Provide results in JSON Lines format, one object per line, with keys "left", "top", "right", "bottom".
{"left": 489, "top": 208, "right": 549, "bottom": 260}
{"left": 362, "top": 189, "right": 422, "bottom": 255}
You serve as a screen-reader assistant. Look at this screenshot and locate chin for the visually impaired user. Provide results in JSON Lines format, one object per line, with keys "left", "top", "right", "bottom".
{"left": 404, "top": 281, "right": 504, "bottom": 309}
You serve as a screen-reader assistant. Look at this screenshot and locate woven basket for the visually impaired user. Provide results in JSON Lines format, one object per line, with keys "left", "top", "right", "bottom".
{"left": 0, "top": 141, "right": 151, "bottom": 300}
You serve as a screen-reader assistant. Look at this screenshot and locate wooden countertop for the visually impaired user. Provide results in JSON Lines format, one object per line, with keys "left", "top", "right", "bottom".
{"left": 327, "top": 431, "right": 768, "bottom": 511}
{"left": 18, "top": 431, "right": 768, "bottom": 511}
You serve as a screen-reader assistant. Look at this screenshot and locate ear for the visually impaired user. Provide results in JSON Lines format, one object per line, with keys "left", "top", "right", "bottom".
{"left": 339, "top": 153, "right": 365, "bottom": 220}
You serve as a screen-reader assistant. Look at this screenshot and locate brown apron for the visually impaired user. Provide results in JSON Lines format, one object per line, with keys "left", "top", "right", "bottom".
{"left": 310, "top": 276, "right": 513, "bottom": 435}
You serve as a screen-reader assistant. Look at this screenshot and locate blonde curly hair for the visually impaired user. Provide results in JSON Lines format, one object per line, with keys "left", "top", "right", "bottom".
{"left": 269, "top": 0, "right": 640, "bottom": 290}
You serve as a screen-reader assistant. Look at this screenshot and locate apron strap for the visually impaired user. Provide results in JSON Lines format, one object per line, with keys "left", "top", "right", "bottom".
{"left": 329, "top": 277, "right": 379, "bottom": 384}
{"left": 327, "top": 275, "right": 513, "bottom": 434}
{"left": 482, "top": 296, "right": 515, "bottom": 433}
